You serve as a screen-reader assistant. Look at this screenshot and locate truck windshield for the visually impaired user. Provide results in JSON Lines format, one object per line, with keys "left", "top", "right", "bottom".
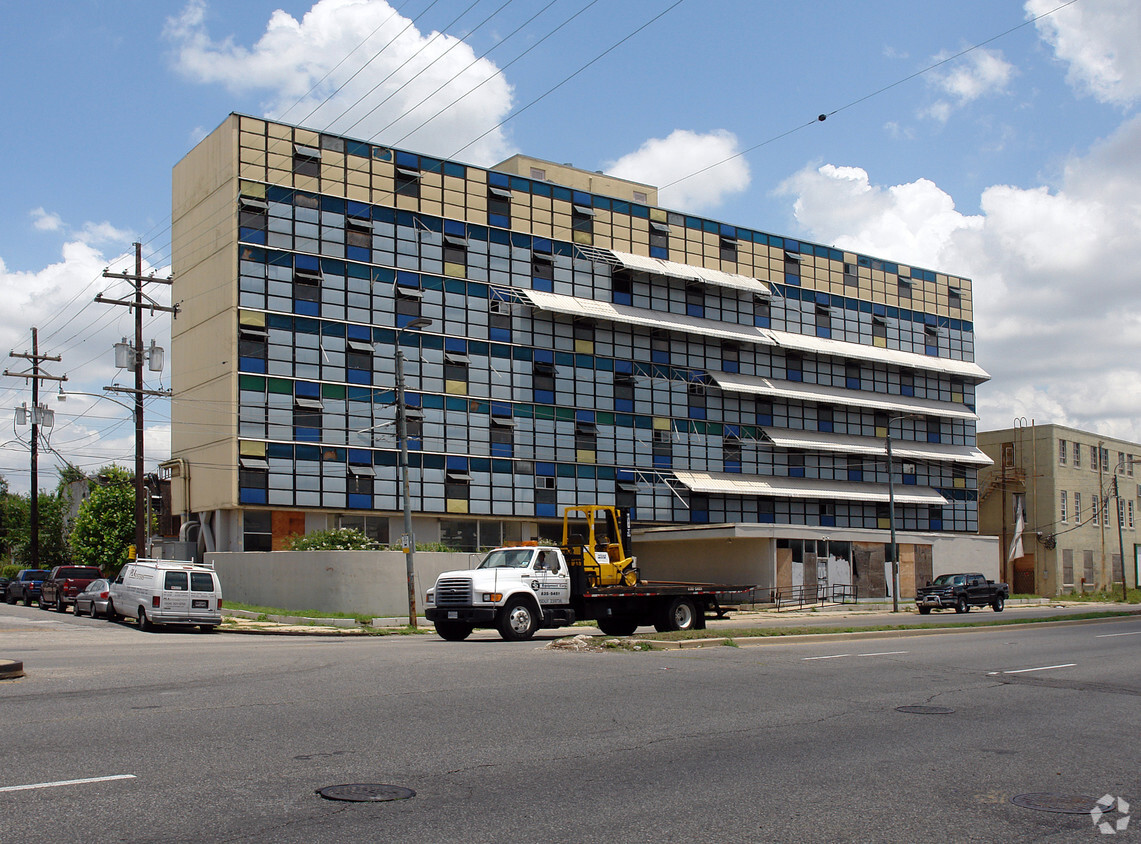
{"left": 932, "top": 575, "right": 965, "bottom": 586}
{"left": 477, "top": 549, "right": 535, "bottom": 569}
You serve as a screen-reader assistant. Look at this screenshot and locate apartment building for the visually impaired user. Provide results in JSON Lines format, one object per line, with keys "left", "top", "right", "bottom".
{"left": 979, "top": 424, "right": 1140, "bottom": 595}
{"left": 169, "top": 113, "right": 991, "bottom": 597}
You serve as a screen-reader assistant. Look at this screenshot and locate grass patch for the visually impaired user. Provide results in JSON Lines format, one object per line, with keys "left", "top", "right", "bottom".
{"left": 638, "top": 610, "right": 1140, "bottom": 642}
{"left": 1062, "top": 587, "right": 1141, "bottom": 604}
{"left": 223, "top": 600, "right": 378, "bottom": 624}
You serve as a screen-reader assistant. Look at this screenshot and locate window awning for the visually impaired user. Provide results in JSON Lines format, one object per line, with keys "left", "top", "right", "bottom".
{"left": 239, "top": 457, "right": 270, "bottom": 470}
{"left": 293, "top": 144, "right": 321, "bottom": 158}
{"left": 294, "top": 397, "right": 323, "bottom": 410}
{"left": 760, "top": 428, "right": 993, "bottom": 466}
{"left": 347, "top": 464, "right": 375, "bottom": 476}
{"left": 488, "top": 186, "right": 512, "bottom": 199}
{"left": 518, "top": 289, "right": 778, "bottom": 347}
{"left": 671, "top": 470, "right": 948, "bottom": 505}
{"left": 446, "top": 471, "right": 472, "bottom": 483}
{"left": 572, "top": 204, "right": 595, "bottom": 216}
{"left": 347, "top": 340, "right": 374, "bottom": 354}
{"left": 709, "top": 371, "right": 978, "bottom": 420}
{"left": 769, "top": 328, "right": 989, "bottom": 381}
{"left": 601, "top": 248, "right": 770, "bottom": 296}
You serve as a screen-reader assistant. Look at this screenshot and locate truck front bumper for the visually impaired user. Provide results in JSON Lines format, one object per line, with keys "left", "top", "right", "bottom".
{"left": 917, "top": 594, "right": 953, "bottom": 608}
{"left": 425, "top": 607, "right": 497, "bottom": 624}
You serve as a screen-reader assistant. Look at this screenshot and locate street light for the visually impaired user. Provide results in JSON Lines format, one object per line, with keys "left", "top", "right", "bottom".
{"left": 391, "top": 317, "right": 431, "bottom": 628}
{"left": 885, "top": 414, "right": 918, "bottom": 613}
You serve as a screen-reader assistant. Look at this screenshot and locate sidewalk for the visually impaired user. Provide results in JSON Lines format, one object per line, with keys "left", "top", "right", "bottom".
{"left": 218, "top": 598, "right": 1137, "bottom": 638}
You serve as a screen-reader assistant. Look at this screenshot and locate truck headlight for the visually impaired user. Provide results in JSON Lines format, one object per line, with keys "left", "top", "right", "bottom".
{"left": 482, "top": 593, "right": 502, "bottom": 603}
{"left": 425, "top": 591, "right": 434, "bottom": 605}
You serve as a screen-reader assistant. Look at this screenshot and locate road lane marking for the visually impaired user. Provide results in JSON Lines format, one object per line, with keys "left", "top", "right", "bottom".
{"left": 859, "top": 651, "right": 909, "bottom": 657}
{"left": 803, "top": 654, "right": 851, "bottom": 660}
{"left": 0, "top": 774, "right": 136, "bottom": 793}
{"left": 1095, "top": 631, "right": 1141, "bottom": 638}
{"left": 986, "top": 663, "right": 1076, "bottom": 676}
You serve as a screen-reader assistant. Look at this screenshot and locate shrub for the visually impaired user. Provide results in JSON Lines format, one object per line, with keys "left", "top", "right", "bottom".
{"left": 287, "top": 528, "right": 380, "bottom": 551}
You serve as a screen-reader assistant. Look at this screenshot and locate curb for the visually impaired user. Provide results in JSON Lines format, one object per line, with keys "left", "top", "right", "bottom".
{"left": 639, "top": 610, "right": 1141, "bottom": 649}
{"left": 0, "top": 658, "right": 25, "bottom": 680}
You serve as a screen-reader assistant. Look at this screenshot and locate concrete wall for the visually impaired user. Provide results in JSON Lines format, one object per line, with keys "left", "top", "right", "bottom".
{"left": 929, "top": 534, "right": 1001, "bottom": 582}
{"left": 208, "top": 549, "right": 483, "bottom": 617}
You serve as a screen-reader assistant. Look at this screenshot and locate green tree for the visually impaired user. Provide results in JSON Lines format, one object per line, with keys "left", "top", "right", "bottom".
{"left": 69, "top": 465, "right": 136, "bottom": 575}
{"left": 0, "top": 475, "right": 71, "bottom": 567}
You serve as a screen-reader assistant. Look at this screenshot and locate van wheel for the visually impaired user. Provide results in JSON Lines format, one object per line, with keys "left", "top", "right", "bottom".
{"left": 654, "top": 597, "right": 697, "bottom": 632}
{"left": 498, "top": 598, "right": 537, "bottom": 641}
{"left": 106, "top": 601, "right": 119, "bottom": 622}
{"left": 138, "top": 608, "right": 153, "bottom": 632}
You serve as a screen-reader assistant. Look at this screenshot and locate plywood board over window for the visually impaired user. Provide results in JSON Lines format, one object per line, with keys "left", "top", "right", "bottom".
{"left": 272, "top": 510, "right": 306, "bottom": 551}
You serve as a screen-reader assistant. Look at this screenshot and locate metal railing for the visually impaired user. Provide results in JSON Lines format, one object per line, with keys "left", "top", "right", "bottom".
{"left": 774, "top": 583, "right": 858, "bottom": 611}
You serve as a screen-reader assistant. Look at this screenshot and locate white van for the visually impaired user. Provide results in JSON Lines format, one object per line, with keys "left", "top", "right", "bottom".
{"left": 109, "top": 559, "right": 223, "bottom": 632}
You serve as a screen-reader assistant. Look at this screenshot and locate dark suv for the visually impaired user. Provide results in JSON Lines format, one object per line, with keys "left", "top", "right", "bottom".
{"left": 5, "top": 570, "right": 51, "bottom": 606}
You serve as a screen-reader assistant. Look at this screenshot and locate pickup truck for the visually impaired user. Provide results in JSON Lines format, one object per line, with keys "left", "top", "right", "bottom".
{"left": 916, "top": 573, "right": 1009, "bottom": 614}
{"left": 39, "top": 566, "right": 103, "bottom": 612}
{"left": 5, "top": 569, "right": 51, "bottom": 606}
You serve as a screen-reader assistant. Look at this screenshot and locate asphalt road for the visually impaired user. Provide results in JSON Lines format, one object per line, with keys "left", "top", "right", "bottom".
{"left": 2, "top": 603, "right": 1138, "bottom": 843}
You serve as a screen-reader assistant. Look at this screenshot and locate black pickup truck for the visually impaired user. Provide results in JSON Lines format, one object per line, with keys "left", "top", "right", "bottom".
{"left": 916, "top": 573, "right": 1010, "bottom": 614}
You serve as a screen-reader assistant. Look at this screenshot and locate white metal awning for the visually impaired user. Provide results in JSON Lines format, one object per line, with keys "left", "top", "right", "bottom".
{"left": 518, "top": 289, "right": 777, "bottom": 346}
{"left": 760, "top": 428, "right": 993, "bottom": 466}
{"left": 709, "top": 371, "right": 979, "bottom": 420}
{"left": 605, "top": 249, "right": 770, "bottom": 296}
{"left": 671, "top": 470, "right": 948, "bottom": 505}
{"left": 768, "top": 328, "right": 990, "bottom": 382}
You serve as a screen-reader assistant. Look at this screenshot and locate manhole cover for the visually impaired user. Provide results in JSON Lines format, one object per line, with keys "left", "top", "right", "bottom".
{"left": 1011, "top": 793, "right": 1101, "bottom": 814}
{"left": 895, "top": 705, "right": 955, "bottom": 715}
{"left": 317, "top": 784, "right": 416, "bottom": 803}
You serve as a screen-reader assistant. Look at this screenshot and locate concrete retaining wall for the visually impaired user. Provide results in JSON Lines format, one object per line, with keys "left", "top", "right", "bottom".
{"left": 207, "top": 550, "right": 483, "bottom": 617}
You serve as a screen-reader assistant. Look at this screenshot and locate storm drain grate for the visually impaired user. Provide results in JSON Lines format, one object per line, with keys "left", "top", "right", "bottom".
{"left": 895, "top": 705, "right": 955, "bottom": 715}
{"left": 1011, "top": 793, "right": 1101, "bottom": 814}
{"left": 317, "top": 784, "right": 416, "bottom": 803}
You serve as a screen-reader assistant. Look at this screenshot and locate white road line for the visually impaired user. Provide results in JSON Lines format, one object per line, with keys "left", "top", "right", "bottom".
{"left": 803, "top": 654, "right": 851, "bottom": 661}
{"left": 986, "top": 663, "right": 1077, "bottom": 676}
{"left": 858, "top": 651, "right": 909, "bottom": 657}
{"left": 0, "top": 774, "right": 136, "bottom": 793}
{"left": 1095, "top": 631, "right": 1141, "bottom": 638}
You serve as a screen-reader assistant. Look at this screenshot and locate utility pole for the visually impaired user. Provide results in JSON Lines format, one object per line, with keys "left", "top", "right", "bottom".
{"left": 97, "top": 243, "right": 176, "bottom": 559}
{"left": 4, "top": 328, "right": 66, "bottom": 567}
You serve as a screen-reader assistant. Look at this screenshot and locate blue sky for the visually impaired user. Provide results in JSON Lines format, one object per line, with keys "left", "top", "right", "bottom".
{"left": 1, "top": 0, "right": 1139, "bottom": 492}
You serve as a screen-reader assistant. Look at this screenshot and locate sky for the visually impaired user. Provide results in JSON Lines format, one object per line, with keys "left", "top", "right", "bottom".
{"left": 0, "top": 0, "right": 1139, "bottom": 494}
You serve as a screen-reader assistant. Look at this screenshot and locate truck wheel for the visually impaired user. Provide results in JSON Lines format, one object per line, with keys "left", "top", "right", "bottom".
{"left": 5, "top": 592, "right": 14, "bottom": 605}
{"left": 597, "top": 619, "right": 638, "bottom": 636}
{"left": 35, "top": 595, "right": 47, "bottom": 609}
{"left": 992, "top": 595, "right": 1005, "bottom": 612}
{"left": 917, "top": 606, "right": 932, "bottom": 615}
{"left": 955, "top": 596, "right": 968, "bottom": 614}
{"left": 56, "top": 599, "right": 67, "bottom": 613}
{"left": 654, "top": 597, "right": 697, "bottom": 632}
{"left": 498, "top": 598, "right": 537, "bottom": 641}
{"left": 435, "top": 621, "right": 474, "bottom": 641}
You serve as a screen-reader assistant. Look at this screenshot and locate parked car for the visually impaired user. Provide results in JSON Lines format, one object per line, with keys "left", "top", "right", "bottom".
{"left": 0, "top": 576, "right": 10, "bottom": 596}
{"left": 109, "top": 559, "right": 223, "bottom": 632}
{"left": 5, "top": 570, "right": 51, "bottom": 606}
{"left": 39, "top": 565, "right": 103, "bottom": 612}
{"left": 74, "top": 579, "right": 112, "bottom": 618}
{"left": 916, "top": 572, "right": 1010, "bottom": 614}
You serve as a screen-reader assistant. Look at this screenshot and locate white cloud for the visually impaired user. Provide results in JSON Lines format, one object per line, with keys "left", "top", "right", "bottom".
{"left": 165, "top": 0, "right": 516, "bottom": 165}
{"left": 31, "top": 208, "right": 63, "bottom": 232}
{"left": 777, "top": 113, "right": 1141, "bottom": 439}
{"left": 0, "top": 242, "right": 172, "bottom": 493}
{"left": 922, "top": 48, "right": 1015, "bottom": 122}
{"left": 606, "top": 129, "right": 750, "bottom": 213}
{"left": 1027, "top": 0, "right": 1141, "bottom": 106}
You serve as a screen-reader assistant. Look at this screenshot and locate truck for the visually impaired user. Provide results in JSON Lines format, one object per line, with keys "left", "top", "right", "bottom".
{"left": 424, "top": 505, "right": 752, "bottom": 641}
{"left": 915, "top": 572, "right": 1010, "bottom": 614}
{"left": 5, "top": 569, "right": 50, "bottom": 607}
{"left": 39, "top": 565, "right": 103, "bottom": 612}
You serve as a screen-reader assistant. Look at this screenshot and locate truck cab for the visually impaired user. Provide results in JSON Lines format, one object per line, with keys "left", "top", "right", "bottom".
{"left": 426, "top": 545, "right": 575, "bottom": 642}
